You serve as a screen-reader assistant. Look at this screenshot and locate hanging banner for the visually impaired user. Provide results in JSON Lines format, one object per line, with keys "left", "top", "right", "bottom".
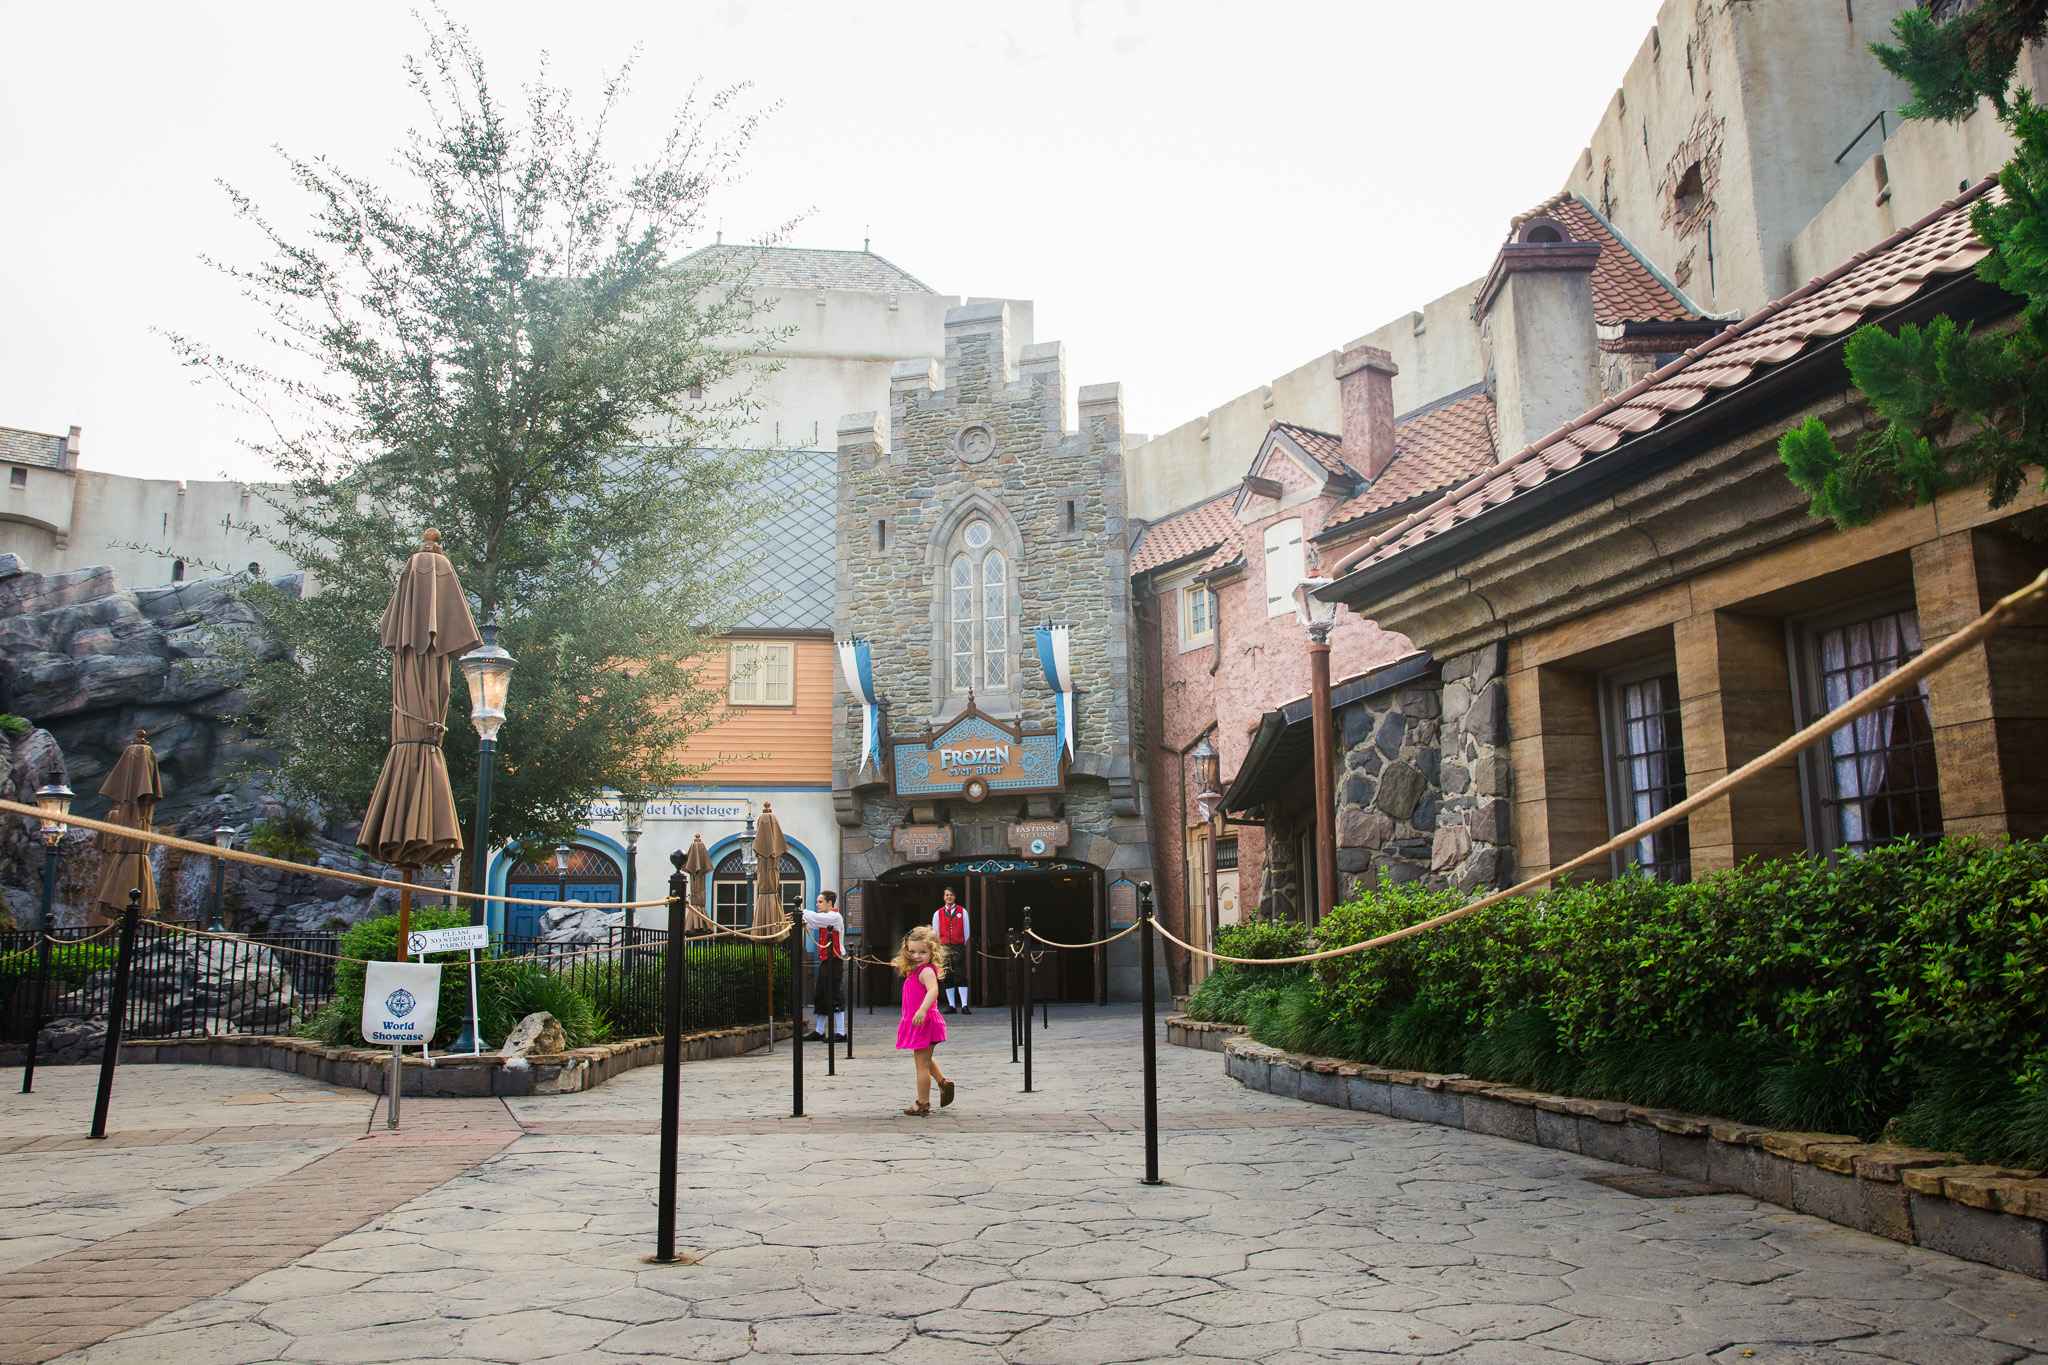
{"left": 838, "top": 638, "right": 884, "bottom": 779}
{"left": 362, "top": 961, "right": 443, "bottom": 1045}
{"left": 1035, "top": 624, "right": 1075, "bottom": 760}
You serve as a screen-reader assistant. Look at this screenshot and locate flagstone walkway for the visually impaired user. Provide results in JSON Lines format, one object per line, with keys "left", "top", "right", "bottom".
{"left": 2, "top": 1008, "right": 2043, "bottom": 1364}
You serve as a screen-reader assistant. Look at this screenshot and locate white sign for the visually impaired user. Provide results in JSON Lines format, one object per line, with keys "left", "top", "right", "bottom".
{"left": 362, "top": 962, "right": 442, "bottom": 1045}
{"left": 586, "top": 796, "right": 752, "bottom": 823}
{"left": 408, "top": 925, "right": 490, "bottom": 955}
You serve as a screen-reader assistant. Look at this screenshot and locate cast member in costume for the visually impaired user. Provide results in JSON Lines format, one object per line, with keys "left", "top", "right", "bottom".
{"left": 801, "top": 890, "right": 847, "bottom": 1042}
{"left": 931, "top": 886, "right": 970, "bottom": 1014}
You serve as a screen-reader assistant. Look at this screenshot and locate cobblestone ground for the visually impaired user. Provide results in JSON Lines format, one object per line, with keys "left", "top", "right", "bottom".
{"left": 4, "top": 1007, "right": 2044, "bottom": 1363}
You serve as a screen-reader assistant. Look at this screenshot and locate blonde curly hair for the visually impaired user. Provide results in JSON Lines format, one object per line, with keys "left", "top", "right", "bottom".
{"left": 892, "top": 925, "right": 950, "bottom": 979}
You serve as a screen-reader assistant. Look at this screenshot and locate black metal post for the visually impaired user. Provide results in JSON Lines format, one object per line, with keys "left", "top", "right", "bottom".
{"left": 1009, "top": 927, "right": 1021, "bottom": 1064}
{"left": 470, "top": 738, "right": 495, "bottom": 928}
{"left": 655, "top": 853, "right": 687, "bottom": 1262}
{"left": 89, "top": 889, "right": 143, "bottom": 1140}
{"left": 825, "top": 946, "right": 836, "bottom": 1077}
{"left": 624, "top": 838, "right": 637, "bottom": 934}
{"left": 843, "top": 956, "right": 854, "bottom": 1059}
{"left": 1139, "top": 880, "right": 1161, "bottom": 1186}
{"left": 208, "top": 843, "right": 228, "bottom": 933}
{"left": 20, "top": 844, "right": 62, "bottom": 1093}
{"left": 1022, "top": 907, "right": 1033, "bottom": 1094}
{"left": 789, "top": 913, "right": 804, "bottom": 1118}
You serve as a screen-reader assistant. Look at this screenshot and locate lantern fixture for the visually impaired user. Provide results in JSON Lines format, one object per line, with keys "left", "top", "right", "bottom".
{"left": 459, "top": 617, "right": 517, "bottom": 742}
{"left": 33, "top": 783, "right": 73, "bottom": 848}
{"left": 1292, "top": 575, "right": 1338, "bottom": 633}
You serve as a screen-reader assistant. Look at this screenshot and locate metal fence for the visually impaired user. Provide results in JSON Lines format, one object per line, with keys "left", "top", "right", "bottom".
{"left": 495, "top": 928, "right": 795, "bottom": 1039}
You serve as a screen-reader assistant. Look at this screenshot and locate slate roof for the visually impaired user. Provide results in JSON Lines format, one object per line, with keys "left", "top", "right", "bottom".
{"left": 1334, "top": 181, "right": 1998, "bottom": 581}
{"left": 728, "top": 446, "right": 836, "bottom": 630}
{"left": 0, "top": 428, "right": 66, "bottom": 470}
{"left": 677, "top": 244, "right": 937, "bottom": 295}
{"left": 1131, "top": 491, "right": 1240, "bottom": 576}
{"left": 1323, "top": 386, "right": 1498, "bottom": 535}
{"left": 1518, "top": 192, "right": 1709, "bottom": 325}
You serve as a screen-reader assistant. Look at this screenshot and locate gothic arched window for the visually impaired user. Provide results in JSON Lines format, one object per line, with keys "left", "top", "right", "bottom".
{"left": 948, "top": 519, "right": 1009, "bottom": 695}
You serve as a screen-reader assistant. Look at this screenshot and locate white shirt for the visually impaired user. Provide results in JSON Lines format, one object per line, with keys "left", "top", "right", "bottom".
{"left": 800, "top": 907, "right": 846, "bottom": 935}
{"left": 931, "top": 903, "right": 970, "bottom": 940}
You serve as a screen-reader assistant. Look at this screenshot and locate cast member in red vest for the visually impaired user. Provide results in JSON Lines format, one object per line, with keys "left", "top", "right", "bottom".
{"left": 931, "top": 886, "right": 970, "bottom": 1014}
{"left": 801, "top": 890, "right": 847, "bottom": 1041}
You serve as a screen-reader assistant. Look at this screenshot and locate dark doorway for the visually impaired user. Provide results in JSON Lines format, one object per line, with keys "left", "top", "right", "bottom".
{"left": 863, "top": 860, "right": 1103, "bottom": 1011}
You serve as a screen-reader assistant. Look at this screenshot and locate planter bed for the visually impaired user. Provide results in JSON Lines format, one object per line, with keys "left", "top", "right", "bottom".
{"left": 1166, "top": 1013, "right": 2048, "bottom": 1281}
{"left": 0, "top": 1019, "right": 795, "bottom": 1098}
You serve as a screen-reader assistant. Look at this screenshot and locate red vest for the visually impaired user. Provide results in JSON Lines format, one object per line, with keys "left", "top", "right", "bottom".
{"left": 816, "top": 925, "right": 841, "bottom": 960}
{"left": 936, "top": 904, "right": 967, "bottom": 944}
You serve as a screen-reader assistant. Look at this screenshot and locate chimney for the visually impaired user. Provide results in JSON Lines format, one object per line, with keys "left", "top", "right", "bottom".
{"left": 1475, "top": 215, "right": 1602, "bottom": 457}
{"left": 1335, "top": 346, "right": 1398, "bottom": 481}
{"left": 63, "top": 426, "right": 82, "bottom": 473}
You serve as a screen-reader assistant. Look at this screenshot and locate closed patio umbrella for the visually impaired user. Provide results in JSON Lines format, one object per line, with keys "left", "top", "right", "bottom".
{"left": 357, "top": 529, "right": 482, "bottom": 944}
{"left": 752, "top": 803, "right": 788, "bottom": 934}
{"left": 90, "top": 730, "right": 161, "bottom": 927}
{"left": 683, "top": 834, "right": 716, "bottom": 936}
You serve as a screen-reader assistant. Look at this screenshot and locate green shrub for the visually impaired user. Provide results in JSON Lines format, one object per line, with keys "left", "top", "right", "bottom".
{"left": 480, "top": 961, "right": 609, "bottom": 1048}
{"left": 1216, "top": 919, "right": 1312, "bottom": 962}
{"left": 299, "top": 908, "right": 488, "bottom": 1048}
{"left": 1184, "top": 965, "right": 1298, "bottom": 1025}
{"left": 1253, "top": 838, "right": 2048, "bottom": 1167}
{"left": 248, "top": 812, "right": 319, "bottom": 862}
{"left": 0, "top": 941, "right": 116, "bottom": 995}
{"left": 0, "top": 713, "right": 32, "bottom": 740}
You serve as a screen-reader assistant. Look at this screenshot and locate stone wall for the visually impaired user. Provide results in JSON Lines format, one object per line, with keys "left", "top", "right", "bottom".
{"left": 1333, "top": 642, "right": 1513, "bottom": 895}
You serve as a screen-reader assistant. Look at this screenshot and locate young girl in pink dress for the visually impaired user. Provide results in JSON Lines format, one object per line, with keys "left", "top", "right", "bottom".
{"left": 894, "top": 927, "right": 954, "bottom": 1115}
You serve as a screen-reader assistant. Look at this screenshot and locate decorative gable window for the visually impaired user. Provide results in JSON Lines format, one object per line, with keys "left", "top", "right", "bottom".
{"left": 949, "top": 520, "right": 1009, "bottom": 695}
{"left": 729, "top": 642, "right": 794, "bottom": 705}
{"left": 1263, "top": 519, "right": 1305, "bottom": 617}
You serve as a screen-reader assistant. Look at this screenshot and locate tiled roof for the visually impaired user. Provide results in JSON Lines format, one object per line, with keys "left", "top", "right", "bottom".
{"left": 0, "top": 428, "right": 66, "bottom": 470}
{"left": 1274, "top": 423, "right": 1354, "bottom": 480}
{"left": 677, "top": 244, "right": 937, "bottom": 295}
{"left": 1322, "top": 386, "right": 1497, "bottom": 535}
{"left": 1131, "top": 491, "right": 1240, "bottom": 577}
{"left": 1516, "top": 192, "right": 1707, "bottom": 325}
{"left": 1335, "top": 182, "right": 1997, "bottom": 581}
{"left": 729, "top": 447, "right": 837, "bottom": 630}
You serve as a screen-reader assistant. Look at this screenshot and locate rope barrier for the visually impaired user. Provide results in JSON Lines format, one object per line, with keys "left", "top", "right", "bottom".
{"left": 1025, "top": 922, "right": 1141, "bottom": 951}
{"left": 1157, "top": 563, "right": 2048, "bottom": 968}
{"left": 0, "top": 797, "right": 672, "bottom": 911}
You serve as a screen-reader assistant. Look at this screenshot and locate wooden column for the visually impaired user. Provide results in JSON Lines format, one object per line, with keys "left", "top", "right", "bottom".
{"left": 1506, "top": 661, "right": 1608, "bottom": 881}
{"left": 1913, "top": 528, "right": 2048, "bottom": 840}
{"left": 1673, "top": 610, "right": 1805, "bottom": 873}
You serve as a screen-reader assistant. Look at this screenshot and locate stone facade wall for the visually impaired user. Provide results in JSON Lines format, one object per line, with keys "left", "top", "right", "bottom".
{"left": 832, "top": 303, "right": 1150, "bottom": 887}
{"left": 1333, "top": 643, "right": 1513, "bottom": 895}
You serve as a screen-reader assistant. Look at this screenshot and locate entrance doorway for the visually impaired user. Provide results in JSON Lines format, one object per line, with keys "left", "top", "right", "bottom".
{"left": 861, "top": 860, "right": 1104, "bottom": 1011}
{"left": 504, "top": 846, "right": 623, "bottom": 938}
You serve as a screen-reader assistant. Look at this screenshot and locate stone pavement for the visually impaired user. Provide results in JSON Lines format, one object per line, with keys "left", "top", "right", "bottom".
{"left": 2, "top": 1007, "right": 2044, "bottom": 1363}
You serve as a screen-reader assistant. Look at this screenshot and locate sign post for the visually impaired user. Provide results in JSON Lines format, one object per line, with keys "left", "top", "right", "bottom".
{"left": 363, "top": 960, "right": 442, "bottom": 1130}
{"left": 408, "top": 924, "right": 490, "bottom": 1055}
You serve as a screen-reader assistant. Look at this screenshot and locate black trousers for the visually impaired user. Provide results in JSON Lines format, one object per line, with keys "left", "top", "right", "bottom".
{"left": 812, "top": 957, "right": 844, "bottom": 1015}
{"left": 939, "top": 943, "right": 967, "bottom": 988}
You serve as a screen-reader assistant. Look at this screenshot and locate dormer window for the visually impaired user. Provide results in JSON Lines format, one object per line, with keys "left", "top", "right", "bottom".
{"left": 1515, "top": 215, "right": 1572, "bottom": 245}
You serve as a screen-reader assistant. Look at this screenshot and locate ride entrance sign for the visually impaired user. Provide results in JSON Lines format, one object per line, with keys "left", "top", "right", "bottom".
{"left": 363, "top": 961, "right": 443, "bottom": 1045}
{"left": 889, "top": 699, "right": 1066, "bottom": 803}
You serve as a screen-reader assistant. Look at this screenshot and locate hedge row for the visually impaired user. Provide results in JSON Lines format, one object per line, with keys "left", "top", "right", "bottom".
{"left": 1186, "top": 838, "right": 2048, "bottom": 1167}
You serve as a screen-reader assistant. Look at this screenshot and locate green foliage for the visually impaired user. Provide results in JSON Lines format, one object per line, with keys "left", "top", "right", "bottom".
{"left": 0, "top": 714, "right": 32, "bottom": 740}
{"left": 166, "top": 17, "right": 791, "bottom": 863}
{"left": 479, "top": 961, "right": 609, "bottom": 1049}
{"left": 300, "top": 907, "right": 481, "bottom": 1047}
{"left": 1245, "top": 840, "right": 2048, "bottom": 1167}
{"left": 1783, "top": 3, "right": 2048, "bottom": 538}
{"left": 0, "top": 941, "right": 116, "bottom": 995}
{"left": 1183, "top": 964, "right": 1301, "bottom": 1026}
{"left": 1215, "top": 919, "right": 1312, "bottom": 962}
{"left": 247, "top": 812, "right": 318, "bottom": 863}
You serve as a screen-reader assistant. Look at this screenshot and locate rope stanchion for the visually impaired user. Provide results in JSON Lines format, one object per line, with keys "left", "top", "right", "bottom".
{"left": 1153, "top": 563, "right": 2048, "bottom": 969}
{"left": 1023, "top": 921, "right": 1141, "bottom": 951}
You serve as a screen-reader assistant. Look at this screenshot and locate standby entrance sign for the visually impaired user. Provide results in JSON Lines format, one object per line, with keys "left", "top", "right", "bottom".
{"left": 362, "top": 961, "right": 442, "bottom": 1045}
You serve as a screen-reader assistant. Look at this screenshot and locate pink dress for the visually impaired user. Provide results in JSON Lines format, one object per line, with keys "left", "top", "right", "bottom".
{"left": 896, "top": 966, "right": 947, "bottom": 1050}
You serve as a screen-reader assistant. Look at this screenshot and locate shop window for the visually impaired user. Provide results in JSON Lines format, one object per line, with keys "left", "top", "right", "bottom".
{"left": 1600, "top": 660, "right": 1691, "bottom": 882}
{"left": 1798, "top": 600, "right": 1942, "bottom": 855}
{"left": 711, "top": 850, "right": 804, "bottom": 930}
{"left": 1216, "top": 836, "right": 1239, "bottom": 870}
{"left": 947, "top": 519, "right": 1009, "bottom": 695}
{"left": 729, "top": 642, "right": 794, "bottom": 705}
{"left": 1180, "top": 583, "right": 1215, "bottom": 649}
{"left": 1263, "top": 519, "right": 1305, "bottom": 617}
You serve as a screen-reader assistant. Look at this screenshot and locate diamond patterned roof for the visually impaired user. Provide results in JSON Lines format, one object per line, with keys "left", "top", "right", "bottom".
{"left": 677, "top": 244, "right": 937, "bottom": 295}
{"left": 0, "top": 427, "right": 66, "bottom": 470}
{"left": 1335, "top": 181, "right": 1997, "bottom": 581}
{"left": 729, "top": 446, "right": 837, "bottom": 630}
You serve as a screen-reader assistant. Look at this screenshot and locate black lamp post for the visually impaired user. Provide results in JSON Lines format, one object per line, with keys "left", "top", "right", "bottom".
{"left": 621, "top": 794, "right": 646, "bottom": 933}
{"left": 21, "top": 782, "right": 73, "bottom": 1094}
{"left": 208, "top": 825, "right": 235, "bottom": 932}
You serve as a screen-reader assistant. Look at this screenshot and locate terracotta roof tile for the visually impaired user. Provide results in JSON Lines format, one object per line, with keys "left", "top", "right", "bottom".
{"left": 1518, "top": 192, "right": 1706, "bottom": 326}
{"left": 1335, "top": 181, "right": 1999, "bottom": 582}
{"left": 1323, "top": 386, "right": 1497, "bottom": 534}
{"left": 1131, "top": 491, "right": 1240, "bottom": 576}
{"left": 1274, "top": 422, "right": 1355, "bottom": 480}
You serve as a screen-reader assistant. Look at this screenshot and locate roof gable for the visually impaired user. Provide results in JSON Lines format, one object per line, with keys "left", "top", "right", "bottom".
{"left": 676, "top": 243, "right": 937, "bottom": 295}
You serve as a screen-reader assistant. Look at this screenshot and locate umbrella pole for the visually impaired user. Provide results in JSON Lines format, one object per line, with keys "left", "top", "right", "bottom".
{"left": 390, "top": 867, "right": 414, "bottom": 1131}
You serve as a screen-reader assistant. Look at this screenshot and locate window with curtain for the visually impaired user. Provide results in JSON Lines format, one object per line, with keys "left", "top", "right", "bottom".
{"left": 947, "top": 519, "right": 1009, "bottom": 695}
{"left": 1602, "top": 664, "right": 1690, "bottom": 882}
{"left": 1263, "top": 519, "right": 1305, "bottom": 617}
{"left": 729, "top": 642, "right": 794, "bottom": 705}
{"left": 1808, "top": 605, "right": 1942, "bottom": 854}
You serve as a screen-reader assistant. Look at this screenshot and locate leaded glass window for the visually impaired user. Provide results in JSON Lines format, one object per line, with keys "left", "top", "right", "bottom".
{"left": 946, "top": 520, "right": 1010, "bottom": 696}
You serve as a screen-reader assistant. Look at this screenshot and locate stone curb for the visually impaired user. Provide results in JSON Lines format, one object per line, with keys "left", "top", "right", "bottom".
{"left": 0, "top": 1020, "right": 797, "bottom": 1098}
{"left": 1164, "top": 1015, "right": 2047, "bottom": 1281}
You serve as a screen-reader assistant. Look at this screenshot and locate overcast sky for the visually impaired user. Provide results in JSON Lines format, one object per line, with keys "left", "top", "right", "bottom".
{"left": 2, "top": 1, "right": 1661, "bottom": 481}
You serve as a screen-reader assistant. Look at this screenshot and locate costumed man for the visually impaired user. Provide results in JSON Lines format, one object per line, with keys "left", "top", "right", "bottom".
{"left": 932, "top": 886, "right": 970, "bottom": 1014}
{"left": 800, "top": 890, "right": 847, "bottom": 1042}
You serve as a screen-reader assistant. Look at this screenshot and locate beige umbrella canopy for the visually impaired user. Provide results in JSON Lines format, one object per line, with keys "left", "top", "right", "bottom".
{"left": 752, "top": 803, "right": 788, "bottom": 934}
{"left": 357, "top": 530, "right": 482, "bottom": 874}
{"left": 682, "top": 834, "right": 717, "bottom": 936}
{"left": 90, "top": 730, "right": 161, "bottom": 927}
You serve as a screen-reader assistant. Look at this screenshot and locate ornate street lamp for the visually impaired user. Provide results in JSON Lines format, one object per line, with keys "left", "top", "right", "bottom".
{"left": 555, "top": 843, "right": 572, "bottom": 908}
{"left": 1189, "top": 736, "right": 1223, "bottom": 972}
{"left": 21, "top": 782, "right": 73, "bottom": 1093}
{"left": 209, "top": 825, "right": 236, "bottom": 932}
{"left": 459, "top": 618, "right": 516, "bottom": 930}
{"left": 1291, "top": 577, "right": 1340, "bottom": 926}
{"left": 621, "top": 793, "right": 646, "bottom": 933}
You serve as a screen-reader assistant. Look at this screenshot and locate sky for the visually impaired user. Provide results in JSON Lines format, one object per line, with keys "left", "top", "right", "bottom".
{"left": 1, "top": 1, "right": 1663, "bottom": 481}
